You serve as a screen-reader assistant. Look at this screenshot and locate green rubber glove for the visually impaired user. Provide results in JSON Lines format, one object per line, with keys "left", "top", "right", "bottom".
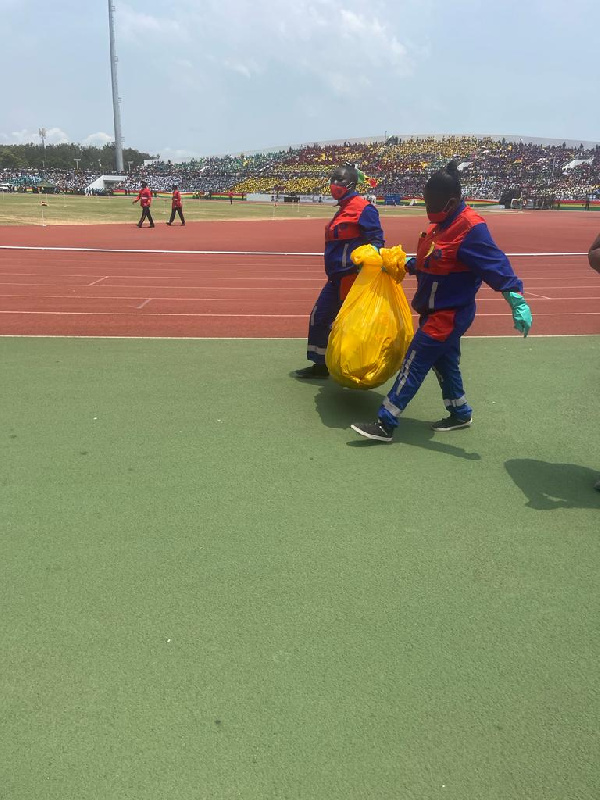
{"left": 503, "top": 291, "right": 532, "bottom": 337}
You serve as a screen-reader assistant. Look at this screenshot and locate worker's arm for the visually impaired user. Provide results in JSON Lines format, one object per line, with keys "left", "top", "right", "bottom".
{"left": 589, "top": 233, "right": 600, "bottom": 275}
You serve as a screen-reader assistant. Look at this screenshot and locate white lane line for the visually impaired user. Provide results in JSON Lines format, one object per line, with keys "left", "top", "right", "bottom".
{"left": 0, "top": 245, "right": 590, "bottom": 257}
{"left": 0, "top": 334, "right": 596, "bottom": 341}
{"left": 0, "top": 278, "right": 325, "bottom": 286}
{"left": 0, "top": 293, "right": 596, "bottom": 306}
{"left": 527, "top": 296, "right": 600, "bottom": 301}
{"left": 136, "top": 299, "right": 152, "bottom": 309}
{"left": 0, "top": 310, "right": 309, "bottom": 318}
{"left": 0, "top": 245, "right": 325, "bottom": 256}
{"left": 521, "top": 285, "right": 597, "bottom": 291}
{"left": 0, "top": 292, "right": 317, "bottom": 300}
{"left": 0, "top": 295, "right": 313, "bottom": 304}
{"left": 0, "top": 290, "right": 553, "bottom": 299}
{"left": 0, "top": 310, "right": 598, "bottom": 319}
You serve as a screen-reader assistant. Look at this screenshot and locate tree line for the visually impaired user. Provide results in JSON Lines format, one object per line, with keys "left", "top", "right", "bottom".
{"left": 0, "top": 143, "right": 153, "bottom": 171}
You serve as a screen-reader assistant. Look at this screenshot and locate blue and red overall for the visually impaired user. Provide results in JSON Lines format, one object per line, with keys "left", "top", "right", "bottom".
{"left": 307, "top": 192, "right": 384, "bottom": 363}
{"left": 379, "top": 202, "right": 523, "bottom": 428}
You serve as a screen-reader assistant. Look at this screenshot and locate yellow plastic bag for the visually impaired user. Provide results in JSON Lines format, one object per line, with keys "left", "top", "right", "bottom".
{"left": 326, "top": 244, "right": 414, "bottom": 389}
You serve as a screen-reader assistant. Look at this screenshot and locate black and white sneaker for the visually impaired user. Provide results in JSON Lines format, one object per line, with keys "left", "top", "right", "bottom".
{"left": 294, "top": 364, "right": 329, "bottom": 379}
{"left": 350, "top": 420, "right": 394, "bottom": 443}
{"left": 431, "top": 415, "right": 472, "bottom": 432}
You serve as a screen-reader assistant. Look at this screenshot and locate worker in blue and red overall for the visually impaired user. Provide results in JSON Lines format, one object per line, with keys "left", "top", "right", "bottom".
{"left": 295, "top": 165, "right": 384, "bottom": 378}
{"left": 351, "top": 161, "right": 533, "bottom": 442}
{"left": 133, "top": 181, "right": 154, "bottom": 228}
{"left": 167, "top": 184, "right": 185, "bottom": 226}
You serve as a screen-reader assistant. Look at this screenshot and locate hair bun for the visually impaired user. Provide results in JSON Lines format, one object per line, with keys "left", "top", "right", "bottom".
{"left": 445, "top": 160, "right": 460, "bottom": 176}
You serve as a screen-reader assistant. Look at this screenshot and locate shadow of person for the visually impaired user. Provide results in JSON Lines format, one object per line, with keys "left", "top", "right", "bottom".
{"left": 505, "top": 459, "right": 600, "bottom": 510}
{"left": 347, "top": 416, "right": 481, "bottom": 461}
{"left": 312, "top": 383, "right": 481, "bottom": 461}
{"left": 312, "top": 381, "right": 385, "bottom": 429}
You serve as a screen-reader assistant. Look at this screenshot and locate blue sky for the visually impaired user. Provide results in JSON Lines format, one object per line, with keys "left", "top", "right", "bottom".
{"left": 1, "top": 0, "right": 598, "bottom": 160}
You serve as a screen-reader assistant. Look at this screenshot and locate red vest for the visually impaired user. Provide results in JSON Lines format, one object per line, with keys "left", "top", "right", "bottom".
{"left": 138, "top": 187, "right": 152, "bottom": 208}
{"left": 325, "top": 195, "right": 369, "bottom": 242}
{"left": 416, "top": 205, "right": 485, "bottom": 276}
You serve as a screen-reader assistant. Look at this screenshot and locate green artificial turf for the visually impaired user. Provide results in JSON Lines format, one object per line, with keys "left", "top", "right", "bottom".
{"left": 0, "top": 193, "right": 424, "bottom": 226}
{"left": 1, "top": 336, "right": 599, "bottom": 799}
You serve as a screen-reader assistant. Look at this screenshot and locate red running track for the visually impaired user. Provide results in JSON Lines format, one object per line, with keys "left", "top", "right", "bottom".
{"left": 0, "top": 213, "right": 598, "bottom": 338}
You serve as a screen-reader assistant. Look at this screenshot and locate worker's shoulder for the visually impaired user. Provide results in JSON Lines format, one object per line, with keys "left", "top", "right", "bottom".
{"left": 461, "top": 204, "right": 486, "bottom": 228}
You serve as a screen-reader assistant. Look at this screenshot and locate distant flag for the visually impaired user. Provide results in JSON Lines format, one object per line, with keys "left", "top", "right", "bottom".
{"left": 356, "top": 167, "right": 378, "bottom": 188}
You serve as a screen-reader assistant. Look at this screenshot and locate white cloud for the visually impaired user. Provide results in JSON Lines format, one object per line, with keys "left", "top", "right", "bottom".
{"left": 118, "top": 3, "right": 188, "bottom": 44}
{"left": 169, "top": 0, "right": 415, "bottom": 101}
{"left": 0, "top": 129, "right": 118, "bottom": 148}
{"left": 339, "top": 8, "right": 408, "bottom": 71}
{"left": 0, "top": 0, "right": 435, "bottom": 156}
{"left": 220, "top": 58, "right": 262, "bottom": 79}
{"left": 159, "top": 147, "right": 201, "bottom": 162}
{"left": 0, "top": 127, "right": 70, "bottom": 145}
{"left": 82, "top": 132, "right": 114, "bottom": 147}
{"left": 327, "top": 72, "right": 372, "bottom": 97}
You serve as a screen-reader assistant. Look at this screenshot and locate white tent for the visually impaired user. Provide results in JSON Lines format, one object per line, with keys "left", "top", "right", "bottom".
{"left": 86, "top": 174, "right": 126, "bottom": 192}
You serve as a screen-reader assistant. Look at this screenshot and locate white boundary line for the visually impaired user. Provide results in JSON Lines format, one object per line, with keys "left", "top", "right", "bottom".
{"left": 0, "top": 334, "right": 596, "bottom": 340}
{"left": 0, "top": 310, "right": 598, "bottom": 318}
{"left": 0, "top": 290, "right": 600, "bottom": 302}
{"left": 0, "top": 245, "right": 590, "bottom": 258}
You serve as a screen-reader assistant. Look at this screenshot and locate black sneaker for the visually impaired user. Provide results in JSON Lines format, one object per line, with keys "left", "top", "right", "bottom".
{"left": 166, "top": 222, "right": 172, "bottom": 226}
{"left": 350, "top": 420, "right": 394, "bottom": 443}
{"left": 431, "top": 415, "right": 472, "bottom": 432}
{"left": 295, "top": 364, "right": 329, "bottom": 379}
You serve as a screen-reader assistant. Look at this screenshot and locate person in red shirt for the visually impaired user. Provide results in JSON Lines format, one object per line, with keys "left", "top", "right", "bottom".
{"left": 167, "top": 184, "right": 185, "bottom": 226}
{"left": 133, "top": 181, "right": 154, "bottom": 228}
{"left": 228, "top": 190, "right": 234, "bottom": 205}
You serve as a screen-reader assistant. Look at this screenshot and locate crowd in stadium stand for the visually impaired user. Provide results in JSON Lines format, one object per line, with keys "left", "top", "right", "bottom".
{"left": 2, "top": 136, "right": 599, "bottom": 202}
{"left": 1, "top": 169, "right": 99, "bottom": 192}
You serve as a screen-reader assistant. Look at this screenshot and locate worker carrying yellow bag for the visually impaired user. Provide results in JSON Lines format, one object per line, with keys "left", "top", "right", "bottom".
{"left": 326, "top": 243, "right": 414, "bottom": 389}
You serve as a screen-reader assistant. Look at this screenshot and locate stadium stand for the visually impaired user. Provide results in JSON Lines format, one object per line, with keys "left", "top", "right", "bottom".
{"left": 3, "top": 135, "right": 599, "bottom": 204}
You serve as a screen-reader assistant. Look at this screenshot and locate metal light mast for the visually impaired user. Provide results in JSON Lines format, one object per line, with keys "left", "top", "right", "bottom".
{"left": 108, "top": 1, "right": 124, "bottom": 173}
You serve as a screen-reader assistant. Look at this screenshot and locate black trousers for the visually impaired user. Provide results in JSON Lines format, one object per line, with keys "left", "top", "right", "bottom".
{"left": 138, "top": 206, "right": 154, "bottom": 226}
{"left": 168, "top": 207, "right": 185, "bottom": 224}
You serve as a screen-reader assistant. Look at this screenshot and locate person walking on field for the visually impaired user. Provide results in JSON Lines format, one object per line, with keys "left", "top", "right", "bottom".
{"left": 294, "top": 164, "right": 384, "bottom": 378}
{"left": 133, "top": 181, "right": 154, "bottom": 228}
{"left": 588, "top": 233, "right": 600, "bottom": 492}
{"left": 167, "top": 184, "right": 185, "bottom": 226}
{"left": 351, "top": 161, "right": 533, "bottom": 443}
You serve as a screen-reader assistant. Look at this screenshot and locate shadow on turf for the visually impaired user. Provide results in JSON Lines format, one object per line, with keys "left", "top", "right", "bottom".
{"left": 311, "top": 382, "right": 481, "bottom": 461}
{"left": 505, "top": 459, "right": 600, "bottom": 510}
